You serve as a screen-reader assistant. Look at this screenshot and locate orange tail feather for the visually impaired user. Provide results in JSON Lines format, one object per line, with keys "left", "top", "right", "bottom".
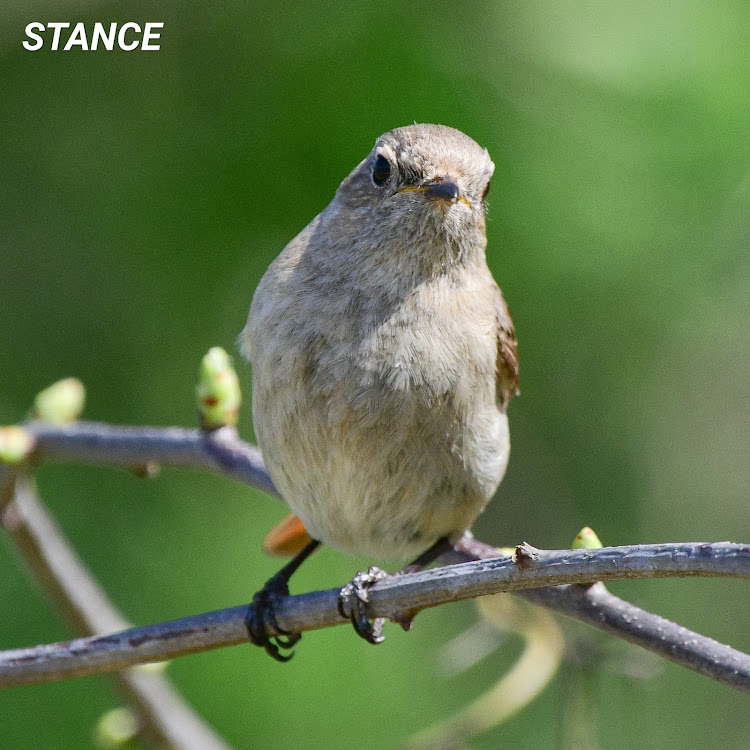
{"left": 263, "top": 512, "right": 314, "bottom": 557}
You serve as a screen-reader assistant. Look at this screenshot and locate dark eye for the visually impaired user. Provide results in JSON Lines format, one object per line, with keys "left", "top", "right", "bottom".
{"left": 482, "top": 180, "right": 491, "bottom": 200}
{"left": 372, "top": 154, "right": 391, "bottom": 186}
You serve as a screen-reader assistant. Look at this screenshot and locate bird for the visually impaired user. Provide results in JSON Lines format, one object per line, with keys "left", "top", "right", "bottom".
{"left": 239, "top": 123, "right": 518, "bottom": 660}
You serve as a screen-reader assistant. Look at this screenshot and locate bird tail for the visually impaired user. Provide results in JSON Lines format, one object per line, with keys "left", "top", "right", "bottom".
{"left": 263, "top": 512, "right": 315, "bottom": 557}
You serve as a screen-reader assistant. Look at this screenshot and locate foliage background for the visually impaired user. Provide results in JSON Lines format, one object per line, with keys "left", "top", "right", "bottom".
{"left": 2, "top": 1, "right": 750, "bottom": 747}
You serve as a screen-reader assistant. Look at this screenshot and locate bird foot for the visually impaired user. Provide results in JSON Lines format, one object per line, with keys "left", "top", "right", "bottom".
{"left": 245, "top": 573, "right": 301, "bottom": 662}
{"left": 338, "top": 566, "right": 390, "bottom": 644}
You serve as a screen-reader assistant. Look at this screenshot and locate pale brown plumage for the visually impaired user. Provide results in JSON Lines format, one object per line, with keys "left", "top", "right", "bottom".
{"left": 242, "top": 124, "right": 517, "bottom": 561}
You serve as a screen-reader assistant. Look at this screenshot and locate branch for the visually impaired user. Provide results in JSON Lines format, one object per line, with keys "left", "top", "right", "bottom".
{"left": 1, "top": 472, "right": 234, "bottom": 750}
{"left": 26, "top": 421, "right": 279, "bottom": 497}
{"left": 3, "top": 542, "right": 750, "bottom": 691}
{"left": 448, "top": 537, "right": 750, "bottom": 692}
{"left": 8, "top": 419, "right": 750, "bottom": 695}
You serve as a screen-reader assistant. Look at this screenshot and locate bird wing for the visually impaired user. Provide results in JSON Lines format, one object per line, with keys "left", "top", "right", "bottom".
{"left": 495, "top": 288, "right": 519, "bottom": 408}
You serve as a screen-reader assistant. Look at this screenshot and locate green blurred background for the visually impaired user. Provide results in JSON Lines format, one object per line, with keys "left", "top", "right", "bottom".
{"left": 2, "top": 1, "right": 750, "bottom": 747}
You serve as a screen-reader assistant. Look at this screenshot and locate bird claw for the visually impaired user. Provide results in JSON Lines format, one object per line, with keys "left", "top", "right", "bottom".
{"left": 245, "top": 574, "right": 301, "bottom": 662}
{"left": 338, "top": 566, "right": 389, "bottom": 644}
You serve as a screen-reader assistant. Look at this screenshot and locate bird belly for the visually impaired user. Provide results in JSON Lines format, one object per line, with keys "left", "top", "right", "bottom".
{"left": 254, "top": 354, "right": 509, "bottom": 561}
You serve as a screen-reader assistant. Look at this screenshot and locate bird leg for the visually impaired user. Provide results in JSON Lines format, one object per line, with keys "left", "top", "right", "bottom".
{"left": 337, "top": 566, "right": 390, "bottom": 643}
{"left": 338, "top": 536, "right": 454, "bottom": 643}
{"left": 245, "top": 538, "right": 320, "bottom": 661}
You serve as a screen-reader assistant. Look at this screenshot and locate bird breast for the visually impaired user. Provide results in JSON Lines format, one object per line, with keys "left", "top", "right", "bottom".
{"left": 247, "top": 260, "right": 509, "bottom": 559}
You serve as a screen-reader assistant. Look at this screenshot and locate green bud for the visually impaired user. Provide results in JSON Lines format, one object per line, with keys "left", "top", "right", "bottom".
{"left": 572, "top": 526, "right": 603, "bottom": 549}
{"left": 93, "top": 707, "right": 139, "bottom": 749}
{"left": 33, "top": 378, "right": 85, "bottom": 424}
{"left": 0, "top": 426, "right": 35, "bottom": 464}
{"left": 196, "top": 347, "right": 242, "bottom": 429}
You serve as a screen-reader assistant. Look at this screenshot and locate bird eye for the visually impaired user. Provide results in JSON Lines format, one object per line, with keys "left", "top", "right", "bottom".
{"left": 482, "top": 180, "right": 491, "bottom": 200}
{"left": 372, "top": 154, "right": 391, "bottom": 186}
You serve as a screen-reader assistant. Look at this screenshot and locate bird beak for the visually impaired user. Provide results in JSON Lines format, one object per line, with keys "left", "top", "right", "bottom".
{"left": 397, "top": 179, "right": 471, "bottom": 208}
{"left": 422, "top": 179, "right": 460, "bottom": 202}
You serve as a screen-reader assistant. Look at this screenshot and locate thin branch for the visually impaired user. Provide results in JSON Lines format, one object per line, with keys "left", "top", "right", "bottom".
{"left": 2, "top": 475, "right": 129, "bottom": 635}
{"left": 1, "top": 472, "right": 234, "bottom": 750}
{"left": 26, "top": 421, "right": 279, "bottom": 497}
{"left": 2, "top": 542, "right": 750, "bottom": 691}
{"left": 10, "top": 419, "right": 750, "bottom": 695}
{"left": 521, "top": 583, "right": 750, "bottom": 689}
{"left": 448, "top": 538, "right": 750, "bottom": 693}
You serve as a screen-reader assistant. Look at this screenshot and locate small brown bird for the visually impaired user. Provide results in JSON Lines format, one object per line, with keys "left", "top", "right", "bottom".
{"left": 240, "top": 124, "right": 518, "bottom": 659}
